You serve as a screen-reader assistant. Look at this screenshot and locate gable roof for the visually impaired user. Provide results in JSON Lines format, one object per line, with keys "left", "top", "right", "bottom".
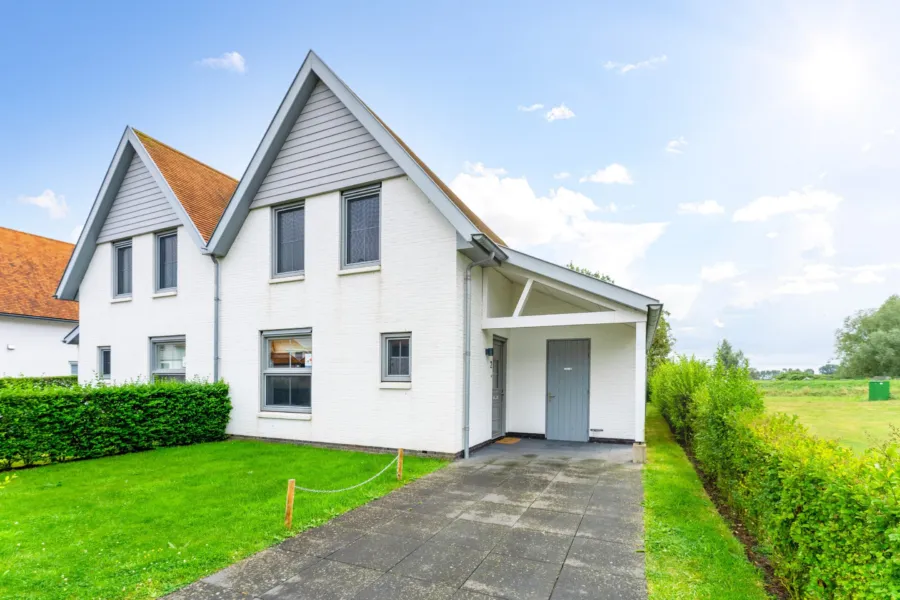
{"left": 207, "top": 51, "right": 504, "bottom": 256}
{"left": 1, "top": 227, "right": 78, "bottom": 321}
{"left": 56, "top": 128, "right": 237, "bottom": 300}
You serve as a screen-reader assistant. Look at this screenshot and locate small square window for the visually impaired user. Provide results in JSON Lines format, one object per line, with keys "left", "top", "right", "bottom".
{"left": 261, "top": 330, "right": 312, "bottom": 413}
{"left": 342, "top": 186, "right": 380, "bottom": 268}
{"left": 113, "top": 240, "right": 132, "bottom": 297}
{"left": 69, "top": 361, "right": 78, "bottom": 376}
{"left": 156, "top": 231, "right": 178, "bottom": 291}
{"left": 151, "top": 337, "right": 185, "bottom": 382}
{"left": 98, "top": 347, "right": 111, "bottom": 380}
{"left": 273, "top": 204, "right": 305, "bottom": 277}
{"left": 381, "top": 333, "right": 411, "bottom": 382}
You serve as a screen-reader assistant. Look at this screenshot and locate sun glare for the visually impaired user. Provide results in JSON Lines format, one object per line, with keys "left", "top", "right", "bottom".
{"left": 796, "top": 37, "right": 866, "bottom": 111}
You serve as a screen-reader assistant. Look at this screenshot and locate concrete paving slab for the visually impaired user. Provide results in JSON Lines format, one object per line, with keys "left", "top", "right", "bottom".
{"left": 551, "top": 565, "right": 647, "bottom": 600}
{"left": 355, "top": 573, "right": 457, "bottom": 600}
{"left": 458, "top": 500, "right": 528, "bottom": 526}
{"left": 430, "top": 519, "right": 510, "bottom": 552}
{"left": 576, "top": 514, "right": 643, "bottom": 548}
{"left": 463, "top": 554, "right": 562, "bottom": 600}
{"left": 327, "top": 532, "right": 423, "bottom": 571}
{"left": 565, "top": 537, "right": 644, "bottom": 580}
{"left": 492, "top": 528, "right": 574, "bottom": 565}
{"left": 513, "top": 508, "right": 584, "bottom": 536}
{"left": 278, "top": 522, "right": 364, "bottom": 557}
{"left": 391, "top": 540, "right": 490, "bottom": 587}
{"left": 166, "top": 581, "right": 253, "bottom": 600}
{"left": 261, "top": 559, "right": 380, "bottom": 599}
{"left": 202, "top": 547, "right": 319, "bottom": 595}
{"left": 373, "top": 512, "right": 454, "bottom": 540}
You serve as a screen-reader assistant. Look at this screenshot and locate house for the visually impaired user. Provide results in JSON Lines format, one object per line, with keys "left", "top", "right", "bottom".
{"left": 56, "top": 51, "right": 662, "bottom": 457}
{"left": 1, "top": 227, "right": 79, "bottom": 377}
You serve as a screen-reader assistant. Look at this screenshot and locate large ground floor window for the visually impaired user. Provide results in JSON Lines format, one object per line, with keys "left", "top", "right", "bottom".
{"left": 151, "top": 336, "right": 186, "bottom": 382}
{"left": 261, "top": 329, "right": 312, "bottom": 412}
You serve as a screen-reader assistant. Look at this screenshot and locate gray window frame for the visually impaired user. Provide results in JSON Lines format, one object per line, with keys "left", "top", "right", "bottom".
{"left": 69, "top": 361, "right": 78, "bottom": 376}
{"left": 381, "top": 332, "right": 411, "bottom": 382}
{"left": 150, "top": 335, "right": 186, "bottom": 382}
{"left": 112, "top": 239, "right": 133, "bottom": 298}
{"left": 271, "top": 202, "right": 306, "bottom": 278}
{"left": 341, "top": 184, "right": 381, "bottom": 269}
{"left": 98, "top": 347, "right": 111, "bottom": 380}
{"left": 260, "top": 328, "right": 312, "bottom": 413}
{"left": 154, "top": 230, "right": 178, "bottom": 292}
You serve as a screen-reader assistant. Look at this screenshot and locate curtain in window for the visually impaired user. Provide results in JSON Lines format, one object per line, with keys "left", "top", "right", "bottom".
{"left": 388, "top": 338, "right": 410, "bottom": 376}
{"left": 277, "top": 207, "right": 304, "bottom": 273}
{"left": 155, "top": 343, "right": 185, "bottom": 370}
{"left": 158, "top": 234, "right": 177, "bottom": 289}
{"left": 116, "top": 245, "right": 132, "bottom": 295}
{"left": 346, "top": 194, "right": 379, "bottom": 264}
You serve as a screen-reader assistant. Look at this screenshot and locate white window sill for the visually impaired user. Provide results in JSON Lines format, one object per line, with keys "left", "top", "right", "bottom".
{"left": 379, "top": 381, "right": 411, "bottom": 390}
{"left": 153, "top": 290, "right": 177, "bottom": 299}
{"left": 257, "top": 411, "right": 312, "bottom": 421}
{"left": 269, "top": 274, "right": 306, "bottom": 284}
{"left": 110, "top": 296, "right": 132, "bottom": 304}
{"left": 338, "top": 265, "right": 381, "bottom": 276}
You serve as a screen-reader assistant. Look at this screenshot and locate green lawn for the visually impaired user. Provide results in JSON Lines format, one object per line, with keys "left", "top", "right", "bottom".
{"left": 756, "top": 378, "right": 869, "bottom": 397}
{"left": 644, "top": 403, "right": 769, "bottom": 600}
{"left": 0, "top": 441, "right": 445, "bottom": 599}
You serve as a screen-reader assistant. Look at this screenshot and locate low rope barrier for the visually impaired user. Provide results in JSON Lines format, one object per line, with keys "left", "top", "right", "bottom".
{"left": 284, "top": 449, "right": 404, "bottom": 528}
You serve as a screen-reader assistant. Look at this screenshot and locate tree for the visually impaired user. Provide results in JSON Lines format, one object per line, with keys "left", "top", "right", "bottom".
{"left": 819, "top": 363, "right": 838, "bottom": 375}
{"left": 715, "top": 339, "right": 747, "bottom": 369}
{"left": 835, "top": 295, "right": 900, "bottom": 377}
{"left": 565, "top": 261, "right": 614, "bottom": 283}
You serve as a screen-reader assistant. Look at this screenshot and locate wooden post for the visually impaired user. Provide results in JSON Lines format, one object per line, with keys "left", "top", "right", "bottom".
{"left": 284, "top": 479, "right": 296, "bottom": 529}
{"left": 397, "top": 449, "right": 404, "bottom": 481}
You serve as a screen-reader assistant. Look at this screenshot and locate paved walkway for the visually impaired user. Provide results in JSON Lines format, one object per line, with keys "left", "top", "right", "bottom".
{"left": 169, "top": 439, "right": 645, "bottom": 600}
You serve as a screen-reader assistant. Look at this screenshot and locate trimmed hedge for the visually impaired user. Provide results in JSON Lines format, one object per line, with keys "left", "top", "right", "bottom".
{"left": 0, "top": 380, "right": 231, "bottom": 469}
{"left": 0, "top": 375, "right": 78, "bottom": 389}
{"left": 651, "top": 359, "right": 900, "bottom": 599}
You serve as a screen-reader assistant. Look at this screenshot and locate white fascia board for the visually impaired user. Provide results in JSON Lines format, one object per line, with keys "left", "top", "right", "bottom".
{"left": 206, "top": 50, "right": 483, "bottom": 257}
{"left": 483, "top": 311, "right": 645, "bottom": 329}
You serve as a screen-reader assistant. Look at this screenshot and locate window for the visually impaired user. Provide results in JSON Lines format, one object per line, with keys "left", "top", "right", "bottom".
{"left": 69, "top": 361, "right": 78, "bottom": 376}
{"left": 155, "top": 231, "right": 177, "bottom": 291}
{"left": 381, "top": 333, "right": 411, "bottom": 382}
{"left": 151, "top": 337, "right": 186, "bottom": 382}
{"left": 272, "top": 204, "right": 305, "bottom": 277}
{"left": 342, "top": 185, "right": 380, "bottom": 268}
{"left": 98, "top": 347, "right": 111, "bottom": 380}
{"left": 262, "top": 330, "right": 312, "bottom": 412}
{"left": 113, "top": 240, "right": 132, "bottom": 297}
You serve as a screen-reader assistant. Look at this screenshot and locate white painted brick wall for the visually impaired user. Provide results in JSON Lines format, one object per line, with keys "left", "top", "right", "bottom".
{"left": 0, "top": 316, "right": 78, "bottom": 377}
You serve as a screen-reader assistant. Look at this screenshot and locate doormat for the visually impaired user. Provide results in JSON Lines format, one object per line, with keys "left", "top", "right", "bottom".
{"left": 496, "top": 437, "right": 521, "bottom": 444}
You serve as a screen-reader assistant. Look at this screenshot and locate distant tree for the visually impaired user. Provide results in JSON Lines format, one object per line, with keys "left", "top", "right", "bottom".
{"left": 647, "top": 311, "right": 675, "bottom": 375}
{"left": 819, "top": 363, "right": 839, "bottom": 375}
{"left": 749, "top": 368, "right": 761, "bottom": 380}
{"left": 715, "top": 339, "right": 748, "bottom": 369}
{"left": 565, "top": 261, "right": 614, "bottom": 284}
{"left": 835, "top": 295, "right": 900, "bottom": 377}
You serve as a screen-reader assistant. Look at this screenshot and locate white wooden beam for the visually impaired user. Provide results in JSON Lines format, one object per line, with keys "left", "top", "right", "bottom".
{"left": 512, "top": 278, "right": 534, "bottom": 317}
{"left": 483, "top": 311, "right": 645, "bottom": 330}
{"left": 634, "top": 321, "right": 647, "bottom": 444}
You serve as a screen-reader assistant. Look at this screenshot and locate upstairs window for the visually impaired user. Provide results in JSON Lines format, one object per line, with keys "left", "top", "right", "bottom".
{"left": 113, "top": 240, "right": 132, "bottom": 297}
{"left": 152, "top": 337, "right": 186, "bottom": 382}
{"left": 156, "top": 231, "right": 177, "bottom": 291}
{"left": 262, "top": 330, "right": 312, "bottom": 412}
{"left": 273, "top": 204, "right": 305, "bottom": 277}
{"left": 98, "top": 347, "right": 111, "bottom": 380}
{"left": 381, "top": 333, "right": 411, "bottom": 382}
{"left": 342, "top": 185, "right": 380, "bottom": 268}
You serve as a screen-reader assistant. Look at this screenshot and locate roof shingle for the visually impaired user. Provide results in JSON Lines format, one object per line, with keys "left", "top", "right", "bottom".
{"left": 0, "top": 227, "right": 78, "bottom": 321}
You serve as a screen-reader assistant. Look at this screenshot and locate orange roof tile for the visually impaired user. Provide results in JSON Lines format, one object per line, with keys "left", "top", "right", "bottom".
{"left": 0, "top": 227, "right": 78, "bottom": 321}
{"left": 134, "top": 130, "right": 237, "bottom": 243}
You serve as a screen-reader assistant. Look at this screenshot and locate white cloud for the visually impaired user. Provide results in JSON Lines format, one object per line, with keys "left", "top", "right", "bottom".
{"left": 579, "top": 163, "right": 633, "bottom": 185}
{"left": 553, "top": 172, "right": 571, "bottom": 180}
{"left": 665, "top": 137, "right": 687, "bottom": 154}
{"left": 604, "top": 55, "right": 668, "bottom": 74}
{"left": 19, "top": 189, "right": 68, "bottom": 219}
{"left": 885, "top": 128, "right": 896, "bottom": 136}
{"left": 463, "top": 161, "right": 507, "bottom": 177}
{"left": 766, "top": 231, "right": 779, "bottom": 238}
{"left": 517, "top": 103, "right": 544, "bottom": 112}
{"left": 732, "top": 187, "right": 842, "bottom": 222}
{"left": 677, "top": 200, "right": 724, "bottom": 215}
{"left": 713, "top": 318, "right": 725, "bottom": 328}
{"left": 197, "top": 51, "right": 246, "bottom": 73}
{"left": 853, "top": 270, "right": 886, "bottom": 284}
{"left": 818, "top": 171, "right": 828, "bottom": 180}
{"left": 450, "top": 165, "right": 666, "bottom": 283}
{"left": 861, "top": 142, "right": 872, "bottom": 153}
{"left": 545, "top": 104, "right": 575, "bottom": 122}
{"left": 652, "top": 284, "right": 701, "bottom": 320}
{"left": 773, "top": 264, "right": 840, "bottom": 295}
{"left": 700, "top": 262, "right": 740, "bottom": 282}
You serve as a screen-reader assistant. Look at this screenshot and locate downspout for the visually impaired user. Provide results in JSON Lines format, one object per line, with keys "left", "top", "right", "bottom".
{"left": 464, "top": 251, "right": 496, "bottom": 459}
{"left": 210, "top": 256, "right": 221, "bottom": 382}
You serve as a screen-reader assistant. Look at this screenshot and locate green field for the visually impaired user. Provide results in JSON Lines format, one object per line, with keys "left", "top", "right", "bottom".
{"left": 760, "top": 379, "right": 900, "bottom": 453}
{"left": 0, "top": 441, "right": 445, "bottom": 599}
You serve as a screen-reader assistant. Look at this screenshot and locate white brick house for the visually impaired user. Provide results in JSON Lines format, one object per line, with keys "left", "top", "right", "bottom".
{"left": 56, "top": 51, "right": 662, "bottom": 456}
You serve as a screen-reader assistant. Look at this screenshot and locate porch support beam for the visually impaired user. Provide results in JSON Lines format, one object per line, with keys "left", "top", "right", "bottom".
{"left": 634, "top": 320, "right": 647, "bottom": 445}
{"left": 483, "top": 311, "right": 644, "bottom": 330}
{"left": 512, "top": 278, "right": 534, "bottom": 317}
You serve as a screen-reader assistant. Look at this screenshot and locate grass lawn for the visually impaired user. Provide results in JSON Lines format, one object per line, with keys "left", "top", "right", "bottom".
{"left": 759, "top": 380, "right": 900, "bottom": 452}
{"left": 0, "top": 440, "right": 445, "bottom": 599}
{"left": 644, "top": 403, "right": 769, "bottom": 600}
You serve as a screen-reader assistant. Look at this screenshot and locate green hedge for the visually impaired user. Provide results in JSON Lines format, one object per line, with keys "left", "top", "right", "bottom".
{"left": 0, "top": 375, "right": 78, "bottom": 389}
{"left": 651, "top": 359, "right": 900, "bottom": 598}
{"left": 0, "top": 380, "right": 231, "bottom": 469}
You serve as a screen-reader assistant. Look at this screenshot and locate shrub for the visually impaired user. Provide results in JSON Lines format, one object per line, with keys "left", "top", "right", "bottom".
{"left": 0, "top": 380, "right": 231, "bottom": 469}
{"left": 649, "top": 356, "right": 710, "bottom": 442}
{"left": 0, "top": 375, "right": 78, "bottom": 390}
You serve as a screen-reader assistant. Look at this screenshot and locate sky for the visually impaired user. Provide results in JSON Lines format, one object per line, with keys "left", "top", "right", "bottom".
{"left": 2, "top": 1, "right": 899, "bottom": 370}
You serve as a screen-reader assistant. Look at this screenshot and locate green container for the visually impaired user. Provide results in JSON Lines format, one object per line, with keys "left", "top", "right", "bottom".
{"left": 869, "top": 380, "right": 891, "bottom": 401}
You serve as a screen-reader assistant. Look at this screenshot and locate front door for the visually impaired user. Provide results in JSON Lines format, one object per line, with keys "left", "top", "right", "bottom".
{"left": 546, "top": 339, "right": 590, "bottom": 442}
{"left": 492, "top": 337, "right": 507, "bottom": 438}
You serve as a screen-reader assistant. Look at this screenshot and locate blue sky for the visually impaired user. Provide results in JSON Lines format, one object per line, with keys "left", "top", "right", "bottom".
{"left": 2, "top": 1, "right": 898, "bottom": 369}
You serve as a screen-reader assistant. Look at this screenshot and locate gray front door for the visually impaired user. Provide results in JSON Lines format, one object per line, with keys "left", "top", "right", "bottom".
{"left": 492, "top": 337, "right": 506, "bottom": 438}
{"left": 546, "top": 339, "right": 590, "bottom": 442}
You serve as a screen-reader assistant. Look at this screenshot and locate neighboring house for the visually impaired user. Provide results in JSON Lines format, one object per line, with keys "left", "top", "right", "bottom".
{"left": 0, "top": 227, "right": 79, "bottom": 377}
{"left": 56, "top": 51, "right": 662, "bottom": 456}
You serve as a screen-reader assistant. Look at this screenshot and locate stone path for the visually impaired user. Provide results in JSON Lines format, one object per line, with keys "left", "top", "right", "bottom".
{"left": 168, "top": 439, "right": 646, "bottom": 600}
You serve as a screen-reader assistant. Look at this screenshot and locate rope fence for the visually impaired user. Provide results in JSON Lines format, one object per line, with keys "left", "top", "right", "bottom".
{"left": 285, "top": 449, "right": 404, "bottom": 528}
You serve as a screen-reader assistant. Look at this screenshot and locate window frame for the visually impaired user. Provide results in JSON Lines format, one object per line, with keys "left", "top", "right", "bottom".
{"left": 69, "top": 361, "right": 78, "bottom": 376}
{"left": 271, "top": 202, "right": 306, "bottom": 279}
{"left": 341, "top": 184, "right": 382, "bottom": 270}
{"left": 112, "top": 239, "right": 133, "bottom": 298}
{"left": 98, "top": 347, "right": 111, "bottom": 380}
{"left": 260, "top": 328, "right": 313, "bottom": 414}
{"left": 154, "top": 230, "right": 178, "bottom": 293}
{"left": 381, "top": 332, "right": 412, "bottom": 382}
{"left": 150, "top": 335, "right": 186, "bottom": 382}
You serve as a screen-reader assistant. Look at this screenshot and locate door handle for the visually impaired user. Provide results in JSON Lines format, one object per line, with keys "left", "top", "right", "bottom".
{"left": 548, "top": 393, "right": 555, "bottom": 401}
